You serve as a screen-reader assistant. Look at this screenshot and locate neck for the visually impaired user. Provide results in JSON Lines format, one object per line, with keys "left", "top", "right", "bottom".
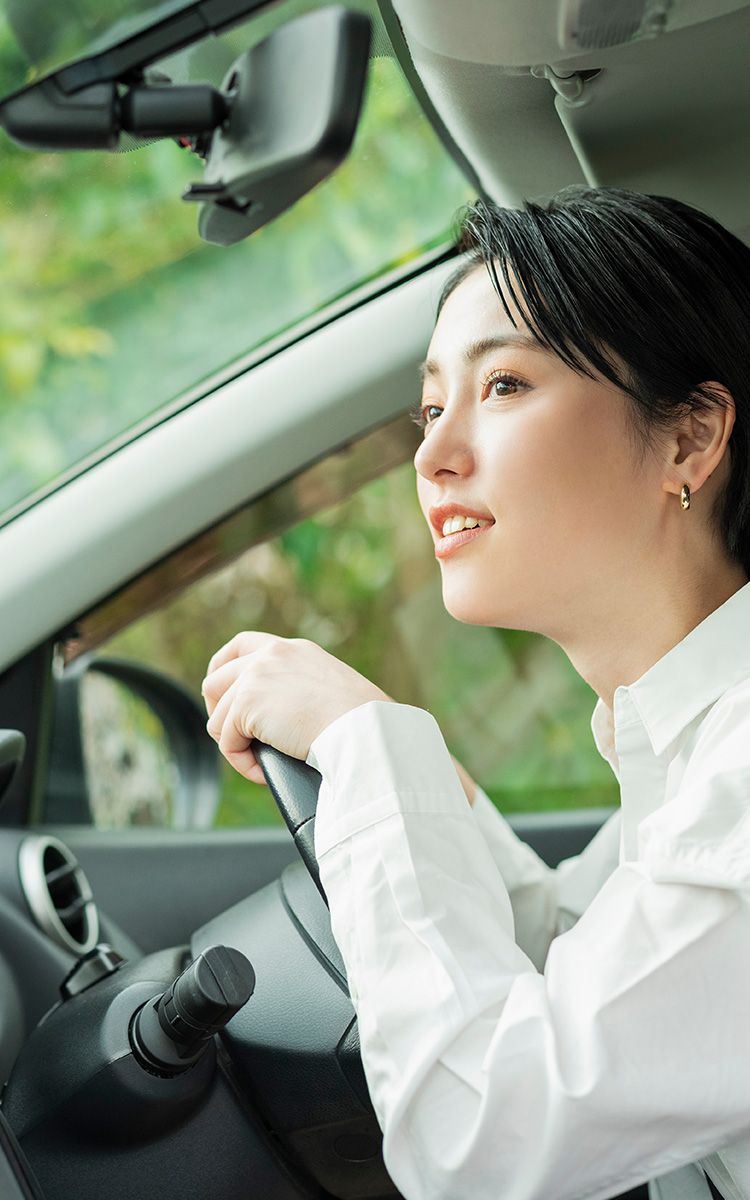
{"left": 560, "top": 563, "right": 749, "bottom": 713}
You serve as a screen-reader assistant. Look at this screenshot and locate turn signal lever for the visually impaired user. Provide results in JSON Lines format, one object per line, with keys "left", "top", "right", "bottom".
{"left": 2, "top": 942, "right": 257, "bottom": 1166}
{"left": 131, "top": 945, "right": 255, "bottom": 1075}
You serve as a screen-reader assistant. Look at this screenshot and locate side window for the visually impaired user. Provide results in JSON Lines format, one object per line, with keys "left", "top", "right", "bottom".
{"left": 55, "top": 460, "right": 618, "bottom": 830}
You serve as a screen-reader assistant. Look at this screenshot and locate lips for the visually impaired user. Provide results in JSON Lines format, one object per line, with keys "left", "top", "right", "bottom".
{"left": 434, "top": 522, "right": 493, "bottom": 559}
{"left": 428, "top": 503, "right": 495, "bottom": 538}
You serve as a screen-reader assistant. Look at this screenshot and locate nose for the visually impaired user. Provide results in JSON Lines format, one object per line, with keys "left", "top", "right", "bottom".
{"left": 413, "top": 403, "right": 475, "bottom": 484}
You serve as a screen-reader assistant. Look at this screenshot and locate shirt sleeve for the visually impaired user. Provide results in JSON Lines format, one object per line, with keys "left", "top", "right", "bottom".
{"left": 470, "top": 783, "right": 622, "bottom": 969}
{"left": 308, "top": 700, "right": 750, "bottom": 1200}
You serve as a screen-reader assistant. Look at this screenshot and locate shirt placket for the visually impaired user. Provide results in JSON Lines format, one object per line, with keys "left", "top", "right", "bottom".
{"left": 614, "top": 692, "right": 669, "bottom": 862}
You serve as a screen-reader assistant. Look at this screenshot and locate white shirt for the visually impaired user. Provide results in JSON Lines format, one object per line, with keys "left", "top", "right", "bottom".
{"left": 307, "top": 579, "right": 750, "bottom": 1200}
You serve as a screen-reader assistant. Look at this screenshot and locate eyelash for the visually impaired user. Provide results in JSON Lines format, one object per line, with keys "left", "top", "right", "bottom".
{"left": 409, "top": 370, "right": 526, "bottom": 430}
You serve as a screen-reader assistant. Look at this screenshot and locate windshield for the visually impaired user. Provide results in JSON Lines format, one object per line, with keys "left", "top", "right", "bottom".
{"left": 0, "top": 2, "right": 473, "bottom": 524}
{"left": 0, "top": 0, "right": 224, "bottom": 96}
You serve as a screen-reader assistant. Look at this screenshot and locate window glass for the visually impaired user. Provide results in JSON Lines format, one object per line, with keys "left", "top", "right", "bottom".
{"left": 85, "top": 461, "right": 619, "bottom": 830}
{"left": 0, "top": 4, "right": 473, "bottom": 522}
{"left": 0, "top": 1, "right": 195, "bottom": 95}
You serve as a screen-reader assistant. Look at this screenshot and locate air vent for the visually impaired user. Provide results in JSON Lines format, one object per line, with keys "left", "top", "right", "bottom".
{"left": 18, "top": 835, "right": 99, "bottom": 955}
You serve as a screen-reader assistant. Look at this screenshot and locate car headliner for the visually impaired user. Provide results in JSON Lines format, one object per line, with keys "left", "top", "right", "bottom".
{"left": 389, "top": 0, "right": 750, "bottom": 235}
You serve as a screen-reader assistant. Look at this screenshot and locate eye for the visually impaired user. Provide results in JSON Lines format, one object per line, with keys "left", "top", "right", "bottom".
{"left": 409, "top": 370, "right": 526, "bottom": 432}
{"left": 409, "top": 400, "right": 442, "bottom": 431}
{"left": 482, "top": 370, "right": 525, "bottom": 400}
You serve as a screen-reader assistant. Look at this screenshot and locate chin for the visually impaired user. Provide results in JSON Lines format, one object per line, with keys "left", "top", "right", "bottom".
{"left": 441, "top": 579, "right": 497, "bottom": 626}
{"left": 440, "top": 570, "right": 531, "bottom": 630}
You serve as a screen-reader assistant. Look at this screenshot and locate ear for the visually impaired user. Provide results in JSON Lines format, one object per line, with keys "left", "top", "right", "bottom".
{"left": 662, "top": 382, "right": 736, "bottom": 500}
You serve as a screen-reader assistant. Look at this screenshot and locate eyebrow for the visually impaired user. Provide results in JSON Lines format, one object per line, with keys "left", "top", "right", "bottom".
{"left": 419, "top": 333, "right": 545, "bottom": 382}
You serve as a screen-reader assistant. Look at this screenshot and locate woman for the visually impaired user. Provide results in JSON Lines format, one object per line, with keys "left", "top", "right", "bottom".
{"left": 201, "top": 186, "right": 750, "bottom": 1200}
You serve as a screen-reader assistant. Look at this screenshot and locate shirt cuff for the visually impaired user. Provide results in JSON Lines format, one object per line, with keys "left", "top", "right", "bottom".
{"left": 306, "top": 700, "right": 471, "bottom": 858}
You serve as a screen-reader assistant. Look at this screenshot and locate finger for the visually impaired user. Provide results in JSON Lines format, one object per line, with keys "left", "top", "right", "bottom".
{"left": 206, "top": 630, "right": 280, "bottom": 676}
{"left": 222, "top": 745, "right": 267, "bottom": 786}
{"left": 205, "top": 679, "right": 239, "bottom": 742}
{"left": 208, "top": 685, "right": 265, "bottom": 785}
{"left": 217, "top": 692, "right": 258, "bottom": 760}
{"left": 201, "top": 655, "right": 251, "bottom": 717}
{"left": 216, "top": 695, "right": 268, "bottom": 784}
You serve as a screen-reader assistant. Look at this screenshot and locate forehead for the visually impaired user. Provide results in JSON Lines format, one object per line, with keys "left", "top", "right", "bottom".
{"left": 423, "top": 263, "right": 537, "bottom": 374}
{"left": 427, "top": 270, "right": 532, "bottom": 362}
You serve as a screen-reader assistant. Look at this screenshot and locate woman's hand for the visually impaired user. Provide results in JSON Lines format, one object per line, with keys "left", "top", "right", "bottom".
{"left": 201, "top": 631, "right": 390, "bottom": 785}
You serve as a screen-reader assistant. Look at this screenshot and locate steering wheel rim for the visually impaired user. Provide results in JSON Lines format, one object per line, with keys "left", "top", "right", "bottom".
{"left": 252, "top": 739, "right": 327, "bottom": 904}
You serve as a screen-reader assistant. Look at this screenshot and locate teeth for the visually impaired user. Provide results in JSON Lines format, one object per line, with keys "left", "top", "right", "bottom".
{"left": 441, "top": 515, "right": 490, "bottom": 536}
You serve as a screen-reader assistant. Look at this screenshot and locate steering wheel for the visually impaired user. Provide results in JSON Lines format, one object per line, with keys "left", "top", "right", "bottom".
{"left": 204, "top": 739, "right": 395, "bottom": 1197}
{"left": 252, "top": 739, "right": 327, "bottom": 903}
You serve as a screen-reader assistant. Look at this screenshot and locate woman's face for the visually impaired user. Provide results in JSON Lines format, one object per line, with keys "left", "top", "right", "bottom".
{"left": 414, "top": 264, "right": 661, "bottom": 641}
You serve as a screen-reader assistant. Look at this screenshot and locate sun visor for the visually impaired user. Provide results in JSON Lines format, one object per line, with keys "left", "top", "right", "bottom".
{"left": 551, "top": 4, "right": 750, "bottom": 233}
{"left": 384, "top": 0, "right": 750, "bottom": 231}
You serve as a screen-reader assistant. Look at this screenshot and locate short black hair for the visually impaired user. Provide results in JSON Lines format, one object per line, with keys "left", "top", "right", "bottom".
{"left": 440, "top": 186, "right": 750, "bottom": 575}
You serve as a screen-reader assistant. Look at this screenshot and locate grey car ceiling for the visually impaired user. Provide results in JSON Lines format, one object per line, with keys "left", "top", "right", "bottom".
{"left": 390, "top": 0, "right": 750, "bottom": 237}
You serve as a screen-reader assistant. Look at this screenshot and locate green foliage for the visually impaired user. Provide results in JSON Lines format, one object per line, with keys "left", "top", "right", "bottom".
{"left": 0, "top": 44, "right": 473, "bottom": 514}
{"left": 106, "top": 463, "right": 619, "bottom": 829}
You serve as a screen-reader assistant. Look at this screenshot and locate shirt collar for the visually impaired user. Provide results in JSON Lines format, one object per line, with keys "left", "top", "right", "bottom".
{"left": 591, "top": 579, "right": 750, "bottom": 764}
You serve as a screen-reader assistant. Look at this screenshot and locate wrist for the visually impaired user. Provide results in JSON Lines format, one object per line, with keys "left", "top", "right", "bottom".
{"left": 315, "top": 690, "right": 392, "bottom": 746}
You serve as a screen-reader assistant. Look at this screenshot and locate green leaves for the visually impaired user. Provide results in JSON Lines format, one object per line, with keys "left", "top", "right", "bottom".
{"left": 0, "top": 54, "right": 472, "bottom": 517}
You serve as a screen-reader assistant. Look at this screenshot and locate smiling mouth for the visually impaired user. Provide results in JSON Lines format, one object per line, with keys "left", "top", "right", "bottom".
{"left": 434, "top": 522, "right": 493, "bottom": 559}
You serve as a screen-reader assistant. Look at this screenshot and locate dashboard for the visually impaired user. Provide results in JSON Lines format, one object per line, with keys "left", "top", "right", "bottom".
{"left": 0, "top": 829, "right": 142, "bottom": 1083}
{"left": 0, "top": 821, "right": 397, "bottom": 1200}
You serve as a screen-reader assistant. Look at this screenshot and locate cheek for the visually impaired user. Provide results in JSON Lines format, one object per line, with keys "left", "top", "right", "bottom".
{"left": 487, "top": 397, "right": 632, "bottom": 533}
{"left": 415, "top": 472, "right": 431, "bottom": 524}
{"left": 550, "top": 396, "right": 640, "bottom": 518}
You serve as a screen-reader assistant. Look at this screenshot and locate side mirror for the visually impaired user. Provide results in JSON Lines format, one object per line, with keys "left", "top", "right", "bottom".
{"left": 45, "top": 656, "right": 220, "bottom": 830}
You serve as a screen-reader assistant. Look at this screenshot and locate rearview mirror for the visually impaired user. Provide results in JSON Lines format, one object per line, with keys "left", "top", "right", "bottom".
{"left": 0, "top": 5, "right": 371, "bottom": 248}
{"left": 187, "top": 6, "right": 371, "bottom": 245}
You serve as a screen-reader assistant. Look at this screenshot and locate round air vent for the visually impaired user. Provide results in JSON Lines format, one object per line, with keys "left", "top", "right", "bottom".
{"left": 18, "top": 835, "right": 99, "bottom": 955}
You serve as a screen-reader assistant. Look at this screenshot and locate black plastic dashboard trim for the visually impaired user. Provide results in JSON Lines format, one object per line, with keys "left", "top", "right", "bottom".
{"left": 0, "top": 1112, "right": 44, "bottom": 1200}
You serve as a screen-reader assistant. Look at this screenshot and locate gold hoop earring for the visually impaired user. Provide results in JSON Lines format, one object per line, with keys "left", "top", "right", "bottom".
{"left": 681, "top": 483, "right": 691, "bottom": 510}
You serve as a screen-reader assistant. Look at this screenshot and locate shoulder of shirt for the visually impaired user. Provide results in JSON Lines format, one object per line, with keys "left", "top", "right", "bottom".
{"left": 686, "top": 672, "right": 750, "bottom": 769}
{"left": 637, "top": 675, "right": 750, "bottom": 887}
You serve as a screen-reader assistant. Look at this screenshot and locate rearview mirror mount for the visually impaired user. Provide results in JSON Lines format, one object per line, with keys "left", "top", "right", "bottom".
{"left": 185, "top": 6, "right": 371, "bottom": 245}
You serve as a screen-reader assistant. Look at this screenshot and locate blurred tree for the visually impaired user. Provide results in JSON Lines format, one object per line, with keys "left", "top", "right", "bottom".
{"left": 0, "top": 40, "right": 472, "bottom": 512}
